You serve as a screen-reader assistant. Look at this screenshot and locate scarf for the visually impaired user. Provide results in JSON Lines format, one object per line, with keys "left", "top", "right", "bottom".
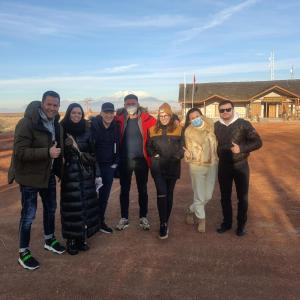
{"left": 62, "top": 118, "right": 86, "bottom": 137}
{"left": 39, "top": 108, "right": 56, "bottom": 141}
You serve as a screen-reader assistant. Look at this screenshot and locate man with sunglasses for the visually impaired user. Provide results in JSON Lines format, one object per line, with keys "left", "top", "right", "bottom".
{"left": 214, "top": 100, "right": 262, "bottom": 236}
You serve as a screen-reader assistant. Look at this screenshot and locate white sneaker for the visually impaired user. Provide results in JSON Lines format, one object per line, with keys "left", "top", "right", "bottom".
{"left": 116, "top": 218, "right": 129, "bottom": 231}
{"left": 139, "top": 217, "right": 150, "bottom": 230}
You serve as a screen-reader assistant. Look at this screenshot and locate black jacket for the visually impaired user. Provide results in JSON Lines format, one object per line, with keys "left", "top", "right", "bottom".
{"left": 147, "top": 124, "right": 184, "bottom": 179}
{"left": 214, "top": 118, "right": 262, "bottom": 164}
{"left": 91, "top": 116, "right": 120, "bottom": 166}
{"left": 60, "top": 122, "right": 99, "bottom": 240}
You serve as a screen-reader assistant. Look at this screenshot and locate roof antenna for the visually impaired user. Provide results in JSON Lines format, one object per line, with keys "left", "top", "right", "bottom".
{"left": 290, "top": 65, "right": 295, "bottom": 79}
{"left": 268, "top": 49, "right": 275, "bottom": 80}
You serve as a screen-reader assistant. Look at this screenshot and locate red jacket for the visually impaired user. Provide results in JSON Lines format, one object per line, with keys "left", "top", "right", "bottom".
{"left": 115, "top": 107, "right": 156, "bottom": 166}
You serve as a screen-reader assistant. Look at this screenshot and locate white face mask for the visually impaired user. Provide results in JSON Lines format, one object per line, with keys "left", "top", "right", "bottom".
{"left": 126, "top": 105, "right": 138, "bottom": 115}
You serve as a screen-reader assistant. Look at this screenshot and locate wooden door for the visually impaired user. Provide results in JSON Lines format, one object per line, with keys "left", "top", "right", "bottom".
{"left": 250, "top": 103, "right": 261, "bottom": 117}
{"left": 268, "top": 104, "right": 276, "bottom": 118}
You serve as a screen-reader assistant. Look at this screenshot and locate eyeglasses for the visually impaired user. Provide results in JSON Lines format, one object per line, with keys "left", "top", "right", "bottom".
{"left": 159, "top": 114, "right": 170, "bottom": 119}
{"left": 219, "top": 108, "right": 232, "bottom": 113}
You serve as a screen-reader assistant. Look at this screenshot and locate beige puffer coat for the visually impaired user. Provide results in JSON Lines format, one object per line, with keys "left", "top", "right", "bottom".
{"left": 184, "top": 116, "right": 218, "bottom": 165}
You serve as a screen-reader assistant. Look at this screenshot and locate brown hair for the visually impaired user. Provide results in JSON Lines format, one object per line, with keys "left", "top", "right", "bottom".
{"left": 219, "top": 100, "right": 234, "bottom": 108}
{"left": 183, "top": 107, "right": 203, "bottom": 133}
{"left": 154, "top": 114, "right": 177, "bottom": 133}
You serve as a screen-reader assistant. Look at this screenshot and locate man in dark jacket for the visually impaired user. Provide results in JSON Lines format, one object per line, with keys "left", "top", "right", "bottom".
{"left": 8, "top": 91, "right": 65, "bottom": 270}
{"left": 91, "top": 102, "right": 120, "bottom": 234}
{"left": 214, "top": 100, "right": 262, "bottom": 236}
{"left": 115, "top": 94, "right": 156, "bottom": 231}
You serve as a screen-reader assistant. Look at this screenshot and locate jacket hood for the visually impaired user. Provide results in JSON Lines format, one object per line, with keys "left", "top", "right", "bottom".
{"left": 24, "top": 100, "right": 60, "bottom": 123}
{"left": 201, "top": 115, "right": 214, "bottom": 130}
{"left": 24, "top": 101, "right": 42, "bottom": 119}
{"left": 218, "top": 112, "right": 239, "bottom": 126}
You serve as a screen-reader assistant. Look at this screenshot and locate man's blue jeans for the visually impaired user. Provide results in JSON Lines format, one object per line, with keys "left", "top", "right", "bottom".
{"left": 19, "top": 174, "right": 57, "bottom": 250}
{"left": 98, "top": 163, "right": 115, "bottom": 224}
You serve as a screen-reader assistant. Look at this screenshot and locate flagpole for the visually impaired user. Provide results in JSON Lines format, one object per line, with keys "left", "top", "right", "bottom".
{"left": 192, "top": 73, "right": 195, "bottom": 107}
{"left": 183, "top": 73, "right": 186, "bottom": 118}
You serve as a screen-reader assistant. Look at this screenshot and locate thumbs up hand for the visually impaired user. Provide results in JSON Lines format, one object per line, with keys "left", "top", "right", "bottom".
{"left": 231, "top": 142, "right": 241, "bottom": 154}
{"left": 49, "top": 141, "right": 61, "bottom": 158}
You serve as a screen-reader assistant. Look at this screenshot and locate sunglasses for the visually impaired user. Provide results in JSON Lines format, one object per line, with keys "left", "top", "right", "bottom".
{"left": 219, "top": 108, "right": 232, "bottom": 113}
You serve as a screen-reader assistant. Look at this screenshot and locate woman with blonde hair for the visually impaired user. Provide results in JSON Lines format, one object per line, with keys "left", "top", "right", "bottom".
{"left": 183, "top": 108, "right": 218, "bottom": 232}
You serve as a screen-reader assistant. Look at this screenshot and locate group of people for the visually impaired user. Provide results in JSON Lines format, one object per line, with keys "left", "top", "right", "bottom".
{"left": 8, "top": 90, "right": 262, "bottom": 271}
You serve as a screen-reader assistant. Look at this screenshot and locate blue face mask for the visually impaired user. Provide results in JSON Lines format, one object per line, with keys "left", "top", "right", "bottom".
{"left": 191, "top": 117, "right": 203, "bottom": 127}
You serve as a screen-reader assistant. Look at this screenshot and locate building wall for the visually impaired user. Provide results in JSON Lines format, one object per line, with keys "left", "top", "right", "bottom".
{"left": 204, "top": 102, "right": 246, "bottom": 118}
{"left": 234, "top": 105, "right": 247, "bottom": 118}
{"left": 181, "top": 91, "right": 298, "bottom": 119}
{"left": 205, "top": 102, "right": 218, "bottom": 118}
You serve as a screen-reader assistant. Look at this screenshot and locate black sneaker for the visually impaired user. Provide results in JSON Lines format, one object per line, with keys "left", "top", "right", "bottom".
{"left": 44, "top": 237, "right": 65, "bottom": 254}
{"left": 159, "top": 223, "right": 169, "bottom": 240}
{"left": 236, "top": 226, "right": 246, "bottom": 237}
{"left": 18, "top": 250, "right": 40, "bottom": 270}
{"left": 100, "top": 223, "right": 113, "bottom": 234}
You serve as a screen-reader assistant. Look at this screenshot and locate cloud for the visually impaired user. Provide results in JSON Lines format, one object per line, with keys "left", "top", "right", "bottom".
{"left": 104, "top": 64, "right": 139, "bottom": 74}
{"left": 0, "top": 3, "right": 190, "bottom": 39}
{"left": 178, "top": 0, "right": 259, "bottom": 42}
{"left": 112, "top": 90, "right": 150, "bottom": 98}
{"left": 0, "top": 57, "right": 299, "bottom": 88}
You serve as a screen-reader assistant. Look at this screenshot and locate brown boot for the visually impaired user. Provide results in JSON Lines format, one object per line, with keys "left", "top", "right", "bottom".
{"left": 185, "top": 208, "right": 194, "bottom": 225}
{"left": 197, "top": 218, "right": 205, "bottom": 233}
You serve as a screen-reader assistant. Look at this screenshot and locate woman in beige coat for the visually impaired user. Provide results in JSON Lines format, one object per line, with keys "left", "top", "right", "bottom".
{"left": 183, "top": 108, "right": 218, "bottom": 232}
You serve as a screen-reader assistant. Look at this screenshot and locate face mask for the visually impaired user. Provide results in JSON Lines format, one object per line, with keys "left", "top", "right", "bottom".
{"left": 126, "top": 105, "right": 138, "bottom": 115}
{"left": 191, "top": 117, "right": 203, "bottom": 127}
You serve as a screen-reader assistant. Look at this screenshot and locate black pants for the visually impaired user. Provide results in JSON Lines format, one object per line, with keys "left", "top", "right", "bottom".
{"left": 218, "top": 160, "right": 249, "bottom": 227}
{"left": 98, "top": 163, "right": 115, "bottom": 224}
{"left": 153, "top": 174, "right": 177, "bottom": 224}
{"left": 119, "top": 158, "right": 149, "bottom": 219}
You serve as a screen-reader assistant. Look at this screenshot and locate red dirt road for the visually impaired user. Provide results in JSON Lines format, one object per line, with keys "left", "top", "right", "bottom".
{"left": 0, "top": 122, "right": 300, "bottom": 299}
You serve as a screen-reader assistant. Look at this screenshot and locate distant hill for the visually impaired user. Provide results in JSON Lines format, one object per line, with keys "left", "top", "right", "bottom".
{"left": 63, "top": 95, "right": 180, "bottom": 113}
{"left": 0, "top": 93, "right": 180, "bottom": 113}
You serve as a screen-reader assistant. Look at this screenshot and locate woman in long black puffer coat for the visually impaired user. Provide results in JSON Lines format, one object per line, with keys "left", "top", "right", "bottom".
{"left": 60, "top": 103, "right": 99, "bottom": 255}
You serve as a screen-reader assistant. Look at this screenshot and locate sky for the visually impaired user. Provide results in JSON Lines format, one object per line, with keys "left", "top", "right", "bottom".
{"left": 0, "top": 0, "right": 300, "bottom": 110}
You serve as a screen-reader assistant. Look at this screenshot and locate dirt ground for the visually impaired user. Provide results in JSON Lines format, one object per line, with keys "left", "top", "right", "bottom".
{"left": 0, "top": 122, "right": 299, "bottom": 300}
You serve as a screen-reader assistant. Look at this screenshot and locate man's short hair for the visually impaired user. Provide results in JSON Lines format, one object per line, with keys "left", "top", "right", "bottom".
{"left": 124, "top": 94, "right": 138, "bottom": 102}
{"left": 42, "top": 91, "right": 60, "bottom": 103}
{"left": 219, "top": 100, "right": 234, "bottom": 108}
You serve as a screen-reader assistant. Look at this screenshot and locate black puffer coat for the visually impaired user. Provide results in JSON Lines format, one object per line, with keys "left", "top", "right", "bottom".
{"left": 60, "top": 122, "right": 99, "bottom": 240}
